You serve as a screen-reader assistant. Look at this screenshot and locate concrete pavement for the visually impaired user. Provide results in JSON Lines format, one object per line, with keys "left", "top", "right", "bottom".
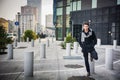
{"left": 0, "top": 38, "right": 120, "bottom": 80}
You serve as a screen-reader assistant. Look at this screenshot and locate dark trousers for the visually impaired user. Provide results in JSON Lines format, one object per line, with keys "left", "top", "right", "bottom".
{"left": 83, "top": 51, "right": 90, "bottom": 73}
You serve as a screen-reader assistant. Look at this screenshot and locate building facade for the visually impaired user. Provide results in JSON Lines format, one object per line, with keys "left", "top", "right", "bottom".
{"left": 20, "top": 5, "right": 38, "bottom": 35}
{"left": 0, "top": 18, "right": 8, "bottom": 32}
{"left": 8, "top": 20, "right": 16, "bottom": 33}
{"left": 45, "top": 14, "right": 55, "bottom": 36}
{"left": 46, "top": 14, "right": 53, "bottom": 28}
{"left": 27, "top": 0, "right": 42, "bottom": 26}
{"left": 53, "top": 0, "right": 120, "bottom": 45}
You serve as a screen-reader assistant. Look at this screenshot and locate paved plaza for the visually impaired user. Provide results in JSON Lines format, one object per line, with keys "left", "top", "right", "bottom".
{"left": 0, "top": 38, "right": 120, "bottom": 80}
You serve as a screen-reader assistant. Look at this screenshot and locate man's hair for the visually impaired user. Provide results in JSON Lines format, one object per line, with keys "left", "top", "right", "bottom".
{"left": 83, "top": 22, "right": 89, "bottom": 26}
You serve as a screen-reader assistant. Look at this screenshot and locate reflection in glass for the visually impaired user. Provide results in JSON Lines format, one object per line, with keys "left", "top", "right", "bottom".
{"left": 73, "top": 1, "right": 77, "bottom": 11}
{"left": 77, "top": 1, "right": 81, "bottom": 10}
{"left": 92, "top": 0, "right": 97, "bottom": 8}
{"left": 117, "top": 0, "right": 120, "bottom": 5}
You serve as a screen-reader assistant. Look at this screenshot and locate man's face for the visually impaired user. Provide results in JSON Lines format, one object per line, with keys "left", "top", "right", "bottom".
{"left": 83, "top": 24, "right": 89, "bottom": 30}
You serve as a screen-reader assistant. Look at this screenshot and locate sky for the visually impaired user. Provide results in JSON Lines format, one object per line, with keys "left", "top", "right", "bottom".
{"left": 41, "top": 0, "right": 53, "bottom": 26}
{"left": 0, "top": 0, "right": 53, "bottom": 26}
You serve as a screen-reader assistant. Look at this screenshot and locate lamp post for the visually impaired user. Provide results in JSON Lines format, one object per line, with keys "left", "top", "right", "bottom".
{"left": 17, "top": 12, "right": 21, "bottom": 42}
{"left": 22, "top": 23, "right": 24, "bottom": 35}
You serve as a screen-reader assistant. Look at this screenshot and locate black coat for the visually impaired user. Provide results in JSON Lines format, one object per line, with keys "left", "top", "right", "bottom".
{"left": 77, "top": 29, "right": 97, "bottom": 52}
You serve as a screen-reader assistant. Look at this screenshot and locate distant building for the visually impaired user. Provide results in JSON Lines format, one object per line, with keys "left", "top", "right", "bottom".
{"left": 27, "top": 0, "right": 42, "bottom": 26}
{"left": 0, "top": 18, "right": 8, "bottom": 32}
{"left": 45, "top": 14, "right": 55, "bottom": 36}
{"left": 20, "top": 5, "right": 38, "bottom": 34}
{"left": 8, "top": 20, "right": 15, "bottom": 33}
{"left": 46, "top": 14, "right": 53, "bottom": 28}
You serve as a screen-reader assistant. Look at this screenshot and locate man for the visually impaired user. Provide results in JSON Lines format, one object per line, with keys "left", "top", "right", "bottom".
{"left": 77, "top": 22, "right": 97, "bottom": 76}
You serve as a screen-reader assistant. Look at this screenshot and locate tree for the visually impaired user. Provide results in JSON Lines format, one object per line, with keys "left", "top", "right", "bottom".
{"left": 23, "top": 30, "right": 37, "bottom": 41}
{"left": 0, "top": 25, "right": 13, "bottom": 54}
{"left": 61, "top": 33, "right": 76, "bottom": 49}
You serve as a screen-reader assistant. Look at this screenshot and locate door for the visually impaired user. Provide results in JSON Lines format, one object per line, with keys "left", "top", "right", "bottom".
{"left": 73, "top": 24, "right": 82, "bottom": 39}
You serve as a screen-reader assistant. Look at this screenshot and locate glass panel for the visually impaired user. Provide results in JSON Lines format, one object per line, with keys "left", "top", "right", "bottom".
{"left": 66, "top": 15, "right": 70, "bottom": 28}
{"left": 66, "top": 28, "right": 70, "bottom": 35}
{"left": 70, "top": 2, "right": 73, "bottom": 11}
{"left": 56, "top": 15, "right": 63, "bottom": 40}
{"left": 117, "top": 0, "right": 120, "bottom": 5}
{"left": 57, "top": 1, "right": 63, "bottom": 7}
{"left": 92, "top": 0, "right": 97, "bottom": 8}
{"left": 73, "top": 1, "right": 77, "bottom": 11}
{"left": 57, "top": 8, "right": 63, "bottom": 15}
{"left": 57, "top": 27, "right": 62, "bottom": 40}
{"left": 77, "top": 1, "right": 81, "bottom": 10}
{"left": 66, "top": 6, "right": 70, "bottom": 14}
{"left": 67, "top": 0, "right": 71, "bottom": 5}
{"left": 56, "top": 15, "right": 63, "bottom": 27}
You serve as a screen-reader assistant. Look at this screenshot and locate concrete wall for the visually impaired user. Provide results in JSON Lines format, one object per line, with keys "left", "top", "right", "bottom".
{"left": 81, "top": 0, "right": 92, "bottom": 10}
{"left": 97, "top": 0, "right": 117, "bottom": 8}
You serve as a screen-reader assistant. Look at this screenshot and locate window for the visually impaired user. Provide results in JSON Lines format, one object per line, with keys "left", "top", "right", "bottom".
{"left": 66, "top": 15, "right": 70, "bottom": 28}
{"left": 77, "top": 0, "right": 81, "bottom": 10}
{"left": 56, "top": 15, "right": 63, "bottom": 27}
{"left": 92, "top": 0, "right": 97, "bottom": 8}
{"left": 73, "top": 1, "right": 77, "bottom": 11}
{"left": 67, "top": 0, "right": 71, "bottom": 5}
{"left": 70, "top": 2, "right": 73, "bottom": 11}
{"left": 117, "top": 0, "right": 120, "bottom": 5}
{"left": 57, "top": 8, "right": 63, "bottom": 15}
{"left": 57, "top": 1, "right": 63, "bottom": 7}
{"left": 66, "top": 6, "right": 70, "bottom": 14}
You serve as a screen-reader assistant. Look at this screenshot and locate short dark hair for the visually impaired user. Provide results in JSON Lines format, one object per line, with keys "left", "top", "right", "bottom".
{"left": 83, "top": 22, "right": 89, "bottom": 26}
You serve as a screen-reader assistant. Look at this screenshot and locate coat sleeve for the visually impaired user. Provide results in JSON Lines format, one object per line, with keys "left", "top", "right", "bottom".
{"left": 92, "top": 31, "right": 97, "bottom": 46}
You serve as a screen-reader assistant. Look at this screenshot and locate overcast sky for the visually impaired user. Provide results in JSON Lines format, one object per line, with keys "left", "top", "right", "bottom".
{"left": 0, "top": 0, "right": 53, "bottom": 26}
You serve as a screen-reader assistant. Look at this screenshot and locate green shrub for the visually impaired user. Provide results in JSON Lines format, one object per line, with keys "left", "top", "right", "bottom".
{"left": 23, "top": 30, "right": 37, "bottom": 42}
{"left": 61, "top": 42, "right": 66, "bottom": 49}
{"left": 61, "top": 33, "right": 76, "bottom": 49}
{"left": 6, "top": 38, "right": 14, "bottom": 44}
{"left": 0, "top": 26, "right": 13, "bottom": 53}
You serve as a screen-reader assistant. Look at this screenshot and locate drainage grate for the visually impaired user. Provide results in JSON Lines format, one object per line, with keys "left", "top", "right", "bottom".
{"left": 65, "top": 64, "right": 83, "bottom": 69}
{"left": 17, "top": 47, "right": 27, "bottom": 49}
{"left": 68, "top": 76, "right": 95, "bottom": 80}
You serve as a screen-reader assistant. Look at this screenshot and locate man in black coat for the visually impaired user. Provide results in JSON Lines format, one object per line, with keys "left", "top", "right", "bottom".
{"left": 77, "top": 22, "right": 97, "bottom": 76}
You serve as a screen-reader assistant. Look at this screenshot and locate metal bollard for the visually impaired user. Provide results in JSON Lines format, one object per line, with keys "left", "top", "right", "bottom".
{"left": 90, "top": 60, "right": 95, "bottom": 74}
{"left": 105, "top": 48, "right": 113, "bottom": 70}
{"left": 74, "top": 42, "right": 78, "bottom": 53}
{"left": 66, "top": 43, "right": 71, "bottom": 56}
{"left": 39, "top": 38, "right": 41, "bottom": 43}
{"left": 51, "top": 37, "right": 54, "bottom": 43}
{"left": 46, "top": 39, "right": 49, "bottom": 47}
{"left": 14, "top": 38, "right": 17, "bottom": 47}
{"left": 31, "top": 39, "right": 34, "bottom": 47}
{"left": 97, "top": 39, "right": 101, "bottom": 47}
{"left": 27, "top": 37, "right": 29, "bottom": 43}
{"left": 24, "top": 52, "right": 34, "bottom": 77}
{"left": 113, "top": 40, "right": 117, "bottom": 49}
{"left": 8, "top": 44, "right": 13, "bottom": 59}
{"left": 40, "top": 44, "right": 46, "bottom": 58}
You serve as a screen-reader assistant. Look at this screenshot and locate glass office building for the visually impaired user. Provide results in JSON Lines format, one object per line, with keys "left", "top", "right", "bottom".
{"left": 53, "top": 0, "right": 120, "bottom": 45}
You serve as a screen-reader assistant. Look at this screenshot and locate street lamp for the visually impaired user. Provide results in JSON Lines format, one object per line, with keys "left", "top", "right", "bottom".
{"left": 17, "top": 12, "right": 21, "bottom": 42}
